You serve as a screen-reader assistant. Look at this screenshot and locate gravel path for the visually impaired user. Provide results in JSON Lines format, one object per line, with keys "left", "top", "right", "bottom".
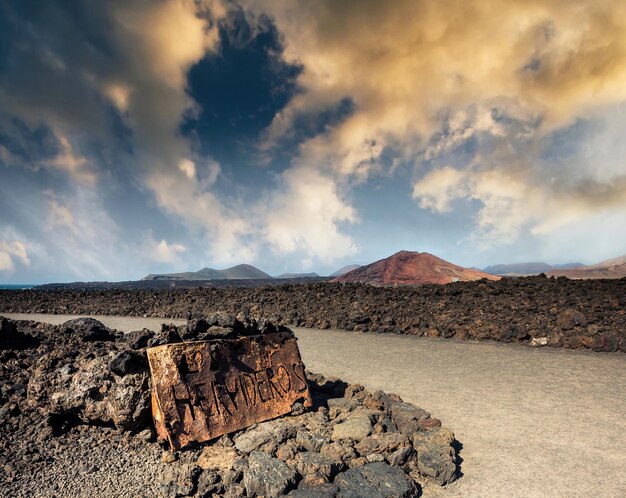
{"left": 3, "top": 313, "right": 625, "bottom": 498}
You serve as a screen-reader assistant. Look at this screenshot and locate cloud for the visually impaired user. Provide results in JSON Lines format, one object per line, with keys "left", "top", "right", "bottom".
{"left": 0, "top": 240, "right": 30, "bottom": 272}
{"left": 265, "top": 166, "right": 358, "bottom": 262}
{"left": 413, "top": 166, "right": 467, "bottom": 213}
{"left": 41, "top": 188, "right": 124, "bottom": 279}
{"left": 43, "top": 134, "right": 96, "bottom": 185}
{"left": 0, "top": 0, "right": 256, "bottom": 267}
{"left": 413, "top": 161, "right": 626, "bottom": 245}
{"left": 243, "top": 0, "right": 626, "bottom": 247}
{"left": 3, "top": 0, "right": 626, "bottom": 280}
{"left": 143, "top": 235, "right": 187, "bottom": 265}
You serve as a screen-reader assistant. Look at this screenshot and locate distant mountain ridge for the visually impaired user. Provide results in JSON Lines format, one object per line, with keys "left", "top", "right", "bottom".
{"left": 546, "top": 254, "right": 626, "bottom": 279}
{"left": 275, "top": 272, "right": 319, "bottom": 279}
{"left": 483, "top": 262, "right": 582, "bottom": 276}
{"left": 330, "top": 264, "right": 362, "bottom": 277}
{"left": 142, "top": 264, "right": 273, "bottom": 281}
{"left": 334, "top": 250, "right": 499, "bottom": 286}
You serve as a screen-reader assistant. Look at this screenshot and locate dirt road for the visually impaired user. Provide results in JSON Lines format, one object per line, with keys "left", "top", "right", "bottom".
{"left": 3, "top": 313, "right": 625, "bottom": 497}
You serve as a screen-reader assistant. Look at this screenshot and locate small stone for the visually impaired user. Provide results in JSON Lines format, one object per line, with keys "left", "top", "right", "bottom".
{"left": 296, "top": 429, "right": 328, "bottom": 452}
{"left": 416, "top": 446, "right": 456, "bottom": 485}
{"left": 234, "top": 418, "right": 298, "bottom": 454}
{"left": 197, "top": 445, "right": 238, "bottom": 472}
{"left": 291, "top": 451, "right": 343, "bottom": 480}
{"left": 196, "top": 469, "right": 221, "bottom": 496}
{"left": 291, "top": 401, "right": 305, "bottom": 415}
{"left": 390, "top": 401, "right": 430, "bottom": 437}
{"left": 276, "top": 440, "right": 298, "bottom": 461}
{"left": 198, "top": 325, "right": 235, "bottom": 340}
{"left": 320, "top": 441, "right": 356, "bottom": 463}
{"left": 417, "top": 418, "right": 441, "bottom": 429}
{"left": 529, "top": 337, "right": 548, "bottom": 347}
{"left": 389, "top": 446, "right": 413, "bottom": 466}
{"left": 126, "top": 329, "right": 154, "bottom": 349}
{"left": 162, "top": 450, "right": 177, "bottom": 464}
{"left": 331, "top": 415, "right": 373, "bottom": 442}
{"left": 327, "top": 398, "right": 358, "bottom": 411}
{"left": 61, "top": 317, "right": 116, "bottom": 342}
{"left": 355, "top": 433, "right": 410, "bottom": 457}
{"left": 366, "top": 453, "right": 385, "bottom": 463}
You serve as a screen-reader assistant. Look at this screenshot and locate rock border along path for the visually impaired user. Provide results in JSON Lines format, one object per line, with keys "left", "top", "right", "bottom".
{"left": 2, "top": 313, "right": 626, "bottom": 497}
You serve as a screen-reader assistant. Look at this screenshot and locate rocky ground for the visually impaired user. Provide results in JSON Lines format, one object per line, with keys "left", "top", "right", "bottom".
{"left": 0, "top": 315, "right": 458, "bottom": 497}
{"left": 1, "top": 275, "right": 624, "bottom": 352}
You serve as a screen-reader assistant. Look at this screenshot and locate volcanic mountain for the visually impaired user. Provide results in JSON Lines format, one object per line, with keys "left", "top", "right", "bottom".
{"left": 142, "top": 264, "right": 272, "bottom": 281}
{"left": 333, "top": 250, "right": 499, "bottom": 285}
{"left": 546, "top": 254, "right": 626, "bottom": 279}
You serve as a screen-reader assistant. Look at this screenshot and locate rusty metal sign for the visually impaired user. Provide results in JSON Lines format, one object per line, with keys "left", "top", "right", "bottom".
{"left": 147, "top": 331, "right": 312, "bottom": 449}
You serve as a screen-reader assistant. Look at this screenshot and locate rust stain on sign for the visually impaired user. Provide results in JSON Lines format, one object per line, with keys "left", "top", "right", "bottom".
{"left": 147, "top": 331, "right": 312, "bottom": 449}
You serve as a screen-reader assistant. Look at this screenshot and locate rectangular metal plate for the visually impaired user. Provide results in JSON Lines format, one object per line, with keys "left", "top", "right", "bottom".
{"left": 147, "top": 331, "right": 312, "bottom": 449}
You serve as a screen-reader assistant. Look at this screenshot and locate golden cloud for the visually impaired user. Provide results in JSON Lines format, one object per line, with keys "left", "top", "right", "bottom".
{"left": 245, "top": 0, "right": 626, "bottom": 243}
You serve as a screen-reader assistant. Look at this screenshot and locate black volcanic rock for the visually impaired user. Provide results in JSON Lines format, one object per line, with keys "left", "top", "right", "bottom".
{"left": 1, "top": 276, "right": 625, "bottom": 352}
{"left": 0, "top": 317, "right": 458, "bottom": 497}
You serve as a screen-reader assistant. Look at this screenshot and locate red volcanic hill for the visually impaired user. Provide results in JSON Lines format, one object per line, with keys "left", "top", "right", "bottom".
{"left": 333, "top": 250, "right": 500, "bottom": 285}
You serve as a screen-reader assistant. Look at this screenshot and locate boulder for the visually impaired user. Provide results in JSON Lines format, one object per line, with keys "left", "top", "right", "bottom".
{"left": 0, "top": 316, "right": 37, "bottom": 349}
{"left": 27, "top": 349, "right": 150, "bottom": 430}
{"left": 60, "top": 318, "right": 116, "bottom": 342}
{"left": 243, "top": 451, "right": 298, "bottom": 498}
{"left": 234, "top": 418, "right": 300, "bottom": 454}
{"left": 108, "top": 350, "right": 147, "bottom": 376}
{"left": 412, "top": 428, "right": 457, "bottom": 485}
{"left": 160, "top": 463, "right": 202, "bottom": 497}
{"left": 126, "top": 329, "right": 154, "bottom": 349}
{"left": 334, "top": 462, "right": 418, "bottom": 498}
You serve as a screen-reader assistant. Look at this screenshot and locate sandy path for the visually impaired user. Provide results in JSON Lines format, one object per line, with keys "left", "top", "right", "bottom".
{"left": 2, "top": 313, "right": 625, "bottom": 498}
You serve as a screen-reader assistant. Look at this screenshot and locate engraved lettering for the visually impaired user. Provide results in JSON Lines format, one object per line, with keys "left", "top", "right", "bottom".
{"left": 291, "top": 363, "right": 308, "bottom": 392}
{"left": 172, "top": 383, "right": 195, "bottom": 421}
{"left": 266, "top": 367, "right": 284, "bottom": 399}
{"left": 275, "top": 364, "right": 291, "bottom": 393}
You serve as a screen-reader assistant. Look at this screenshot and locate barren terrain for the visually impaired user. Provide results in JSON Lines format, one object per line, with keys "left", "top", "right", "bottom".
{"left": 2, "top": 313, "right": 625, "bottom": 497}
{"left": 2, "top": 276, "right": 625, "bottom": 352}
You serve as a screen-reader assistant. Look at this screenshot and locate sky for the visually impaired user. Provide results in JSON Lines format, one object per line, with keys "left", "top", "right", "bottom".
{"left": 1, "top": 0, "right": 626, "bottom": 283}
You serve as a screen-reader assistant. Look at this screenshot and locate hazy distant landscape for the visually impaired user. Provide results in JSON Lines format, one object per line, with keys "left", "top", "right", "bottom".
{"left": 26, "top": 250, "right": 626, "bottom": 290}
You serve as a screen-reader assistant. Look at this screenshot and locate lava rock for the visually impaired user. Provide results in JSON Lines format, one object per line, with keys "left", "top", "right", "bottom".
{"left": 61, "top": 318, "right": 116, "bottom": 342}
{"left": 331, "top": 415, "right": 373, "bottom": 442}
{"left": 108, "top": 350, "right": 147, "bottom": 376}
{"left": 287, "top": 483, "right": 340, "bottom": 497}
{"left": 290, "top": 451, "right": 343, "bottom": 480}
{"left": 243, "top": 451, "right": 297, "bottom": 498}
{"left": 160, "top": 463, "right": 202, "bottom": 497}
{"left": 334, "top": 462, "right": 418, "bottom": 498}
{"left": 126, "top": 329, "right": 154, "bottom": 349}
